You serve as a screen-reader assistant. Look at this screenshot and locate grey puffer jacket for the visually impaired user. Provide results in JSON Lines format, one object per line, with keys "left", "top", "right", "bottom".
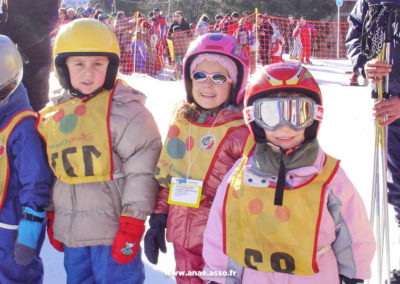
{"left": 48, "top": 80, "right": 162, "bottom": 248}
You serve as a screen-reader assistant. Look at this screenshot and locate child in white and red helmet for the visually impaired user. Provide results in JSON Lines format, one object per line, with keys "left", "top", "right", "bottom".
{"left": 36, "top": 19, "right": 162, "bottom": 283}
{"left": 144, "top": 33, "right": 252, "bottom": 284}
{"left": 201, "top": 62, "right": 375, "bottom": 284}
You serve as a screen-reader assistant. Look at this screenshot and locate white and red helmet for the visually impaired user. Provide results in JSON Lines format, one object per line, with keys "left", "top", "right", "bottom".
{"left": 244, "top": 62, "right": 323, "bottom": 143}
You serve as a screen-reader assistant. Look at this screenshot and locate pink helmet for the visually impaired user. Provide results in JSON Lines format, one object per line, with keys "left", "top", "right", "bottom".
{"left": 182, "top": 33, "right": 250, "bottom": 106}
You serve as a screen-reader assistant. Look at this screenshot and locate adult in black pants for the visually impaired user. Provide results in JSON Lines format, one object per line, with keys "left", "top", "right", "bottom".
{"left": 256, "top": 14, "right": 273, "bottom": 66}
{"left": 346, "top": 1, "right": 400, "bottom": 282}
{"left": 0, "top": 0, "right": 59, "bottom": 111}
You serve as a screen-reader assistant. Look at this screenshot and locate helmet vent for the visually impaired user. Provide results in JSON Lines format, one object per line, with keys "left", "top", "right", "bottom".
{"left": 205, "top": 45, "right": 224, "bottom": 51}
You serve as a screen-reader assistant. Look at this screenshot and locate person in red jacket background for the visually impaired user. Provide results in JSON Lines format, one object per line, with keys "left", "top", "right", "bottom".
{"left": 270, "top": 34, "right": 285, "bottom": 63}
{"left": 223, "top": 12, "right": 240, "bottom": 36}
{"left": 293, "top": 16, "right": 317, "bottom": 65}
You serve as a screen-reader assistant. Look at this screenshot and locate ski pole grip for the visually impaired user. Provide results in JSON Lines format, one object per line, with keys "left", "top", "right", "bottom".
{"left": 385, "top": 5, "right": 394, "bottom": 42}
{"left": 383, "top": 6, "right": 394, "bottom": 99}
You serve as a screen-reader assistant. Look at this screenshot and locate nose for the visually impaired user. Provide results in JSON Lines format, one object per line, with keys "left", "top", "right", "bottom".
{"left": 278, "top": 124, "right": 295, "bottom": 133}
{"left": 202, "top": 75, "right": 215, "bottom": 86}
{"left": 82, "top": 66, "right": 95, "bottom": 77}
{"left": 204, "top": 77, "right": 213, "bottom": 84}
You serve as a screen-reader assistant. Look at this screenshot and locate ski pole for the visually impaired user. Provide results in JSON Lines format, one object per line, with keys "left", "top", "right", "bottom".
{"left": 380, "top": 123, "right": 391, "bottom": 283}
{"left": 363, "top": 3, "right": 396, "bottom": 283}
{"left": 369, "top": 119, "right": 382, "bottom": 284}
{"left": 381, "top": 6, "right": 394, "bottom": 282}
{"left": 369, "top": 46, "right": 385, "bottom": 283}
{"left": 376, "top": 42, "right": 391, "bottom": 284}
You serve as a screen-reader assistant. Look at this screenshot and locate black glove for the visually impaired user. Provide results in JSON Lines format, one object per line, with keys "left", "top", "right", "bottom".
{"left": 144, "top": 213, "right": 167, "bottom": 264}
{"left": 14, "top": 207, "right": 46, "bottom": 266}
{"left": 339, "top": 275, "right": 364, "bottom": 284}
{"left": 390, "top": 269, "right": 400, "bottom": 282}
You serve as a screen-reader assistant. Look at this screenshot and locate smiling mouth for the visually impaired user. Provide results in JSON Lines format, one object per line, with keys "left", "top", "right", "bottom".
{"left": 201, "top": 93, "right": 216, "bottom": 98}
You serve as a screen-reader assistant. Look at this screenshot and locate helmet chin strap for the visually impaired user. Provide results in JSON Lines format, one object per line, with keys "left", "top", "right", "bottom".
{"left": 0, "top": 95, "right": 10, "bottom": 106}
{"left": 266, "top": 141, "right": 304, "bottom": 206}
{"left": 69, "top": 86, "right": 103, "bottom": 102}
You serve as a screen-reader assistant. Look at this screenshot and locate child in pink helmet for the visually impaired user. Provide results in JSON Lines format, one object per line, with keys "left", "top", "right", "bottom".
{"left": 144, "top": 33, "right": 252, "bottom": 284}
{"left": 201, "top": 62, "right": 375, "bottom": 284}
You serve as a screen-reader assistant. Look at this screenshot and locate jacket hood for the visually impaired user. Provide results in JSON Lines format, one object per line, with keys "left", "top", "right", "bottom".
{"left": 113, "top": 80, "right": 147, "bottom": 105}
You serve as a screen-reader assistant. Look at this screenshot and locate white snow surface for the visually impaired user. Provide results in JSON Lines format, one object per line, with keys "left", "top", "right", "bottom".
{"left": 42, "top": 58, "right": 399, "bottom": 283}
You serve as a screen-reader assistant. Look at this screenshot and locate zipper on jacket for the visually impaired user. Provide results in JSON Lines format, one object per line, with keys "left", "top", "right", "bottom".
{"left": 69, "top": 184, "right": 77, "bottom": 244}
{"left": 185, "top": 207, "right": 192, "bottom": 248}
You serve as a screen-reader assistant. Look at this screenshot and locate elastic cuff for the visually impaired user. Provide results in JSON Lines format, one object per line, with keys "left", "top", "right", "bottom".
{"left": 119, "top": 216, "right": 145, "bottom": 226}
{"left": 24, "top": 207, "right": 46, "bottom": 219}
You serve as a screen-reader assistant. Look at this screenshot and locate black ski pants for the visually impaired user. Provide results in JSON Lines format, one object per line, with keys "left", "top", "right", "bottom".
{"left": 387, "top": 119, "right": 400, "bottom": 224}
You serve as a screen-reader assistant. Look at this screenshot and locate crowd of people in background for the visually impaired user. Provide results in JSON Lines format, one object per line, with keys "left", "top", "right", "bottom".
{"left": 51, "top": 4, "right": 326, "bottom": 79}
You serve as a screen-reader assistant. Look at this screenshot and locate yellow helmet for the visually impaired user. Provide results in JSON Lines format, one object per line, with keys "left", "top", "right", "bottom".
{"left": 53, "top": 18, "right": 120, "bottom": 91}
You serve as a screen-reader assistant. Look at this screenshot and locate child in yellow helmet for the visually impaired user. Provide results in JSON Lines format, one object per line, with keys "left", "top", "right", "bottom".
{"left": 37, "top": 19, "right": 162, "bottom": 283}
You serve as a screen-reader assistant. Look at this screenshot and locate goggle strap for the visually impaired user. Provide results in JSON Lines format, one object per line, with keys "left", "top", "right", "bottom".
{"left": 274, "top": 155, "right": 286, "bottom": 206}
{"left": 313, "top": 104, "right": 323, "bottom": 121}
{"left": 243, "top": 106, "right": 256, "bottom": 125}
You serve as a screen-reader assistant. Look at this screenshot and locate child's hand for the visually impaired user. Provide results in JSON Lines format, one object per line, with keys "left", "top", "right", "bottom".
{"left": 14, "top": 207, "right": 46, "bottom": 266}
{"left": 46, "top": 211, "right": 64, "bottom": 252}
{"left": 144, "top": 213, "right": 168, "bottom": 264}
{"left": 111, "top": 216, "right": 145, "bottom": 264}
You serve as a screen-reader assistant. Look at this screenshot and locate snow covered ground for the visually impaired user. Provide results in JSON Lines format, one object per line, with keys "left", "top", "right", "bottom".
{"left": 42, "top": 58, "right": 399, "bottom": 283}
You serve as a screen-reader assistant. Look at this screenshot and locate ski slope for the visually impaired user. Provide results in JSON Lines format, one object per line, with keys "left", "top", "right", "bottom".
{"left": 42, "top": 58, "right": 399, "bottom": 283}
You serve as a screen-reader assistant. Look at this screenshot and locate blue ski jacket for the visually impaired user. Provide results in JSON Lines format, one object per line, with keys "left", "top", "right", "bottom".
{"left": 0, "top": 83, "right": 53, "bottom": 284}
{"left": 345, "top": 0, "right": 400, "bottom": 96}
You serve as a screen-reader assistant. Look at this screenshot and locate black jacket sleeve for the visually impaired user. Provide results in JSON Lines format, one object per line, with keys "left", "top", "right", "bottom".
{"left": 2, "top": 0, "right": 59, "bottom": 50}
{"left": 345, "top": 0, "right": 369, "bottom": 73}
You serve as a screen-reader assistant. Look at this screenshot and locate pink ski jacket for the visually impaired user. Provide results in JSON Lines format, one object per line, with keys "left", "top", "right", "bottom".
{"left": 202, "top": 147, "right": 375, "bottom": 284}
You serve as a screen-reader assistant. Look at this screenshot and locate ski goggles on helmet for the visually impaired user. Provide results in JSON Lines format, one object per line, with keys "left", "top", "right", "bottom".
{"left": 243, "top": 97, "right": 323, "bottom": 131}
{"left": 191, "top": 71, "right": 232, "bottom": 84}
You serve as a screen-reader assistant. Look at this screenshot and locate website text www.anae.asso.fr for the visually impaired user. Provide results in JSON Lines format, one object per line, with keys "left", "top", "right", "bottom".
{"left": 164, "top": 269, "right": 237, "bottom": 277}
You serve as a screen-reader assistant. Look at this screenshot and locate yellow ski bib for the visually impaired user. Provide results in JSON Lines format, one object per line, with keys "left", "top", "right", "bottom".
{"left": 36, "top": 89, "right": 114, "bottom": 184}
{"left": 157, "top": 112, "right": 252, "bottom": 190}
{"left": 223, "top": 154, "right": 339, "bottom": 275}
{"left": 0, "top": 111, "right": 36, "bottom": 211}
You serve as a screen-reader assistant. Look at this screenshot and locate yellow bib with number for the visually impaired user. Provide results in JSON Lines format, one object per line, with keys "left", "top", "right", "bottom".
{"left": 223, "top": 154, "right": 339, "bottom": 275}
{"left": 37, "top": 89, "right": 114, "bottom": 184}
{"left": 157, "top": 113, "right": 251, "bottom": 189}
{"left": 0, "top": 111, "right": 36, "bottom": 211}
